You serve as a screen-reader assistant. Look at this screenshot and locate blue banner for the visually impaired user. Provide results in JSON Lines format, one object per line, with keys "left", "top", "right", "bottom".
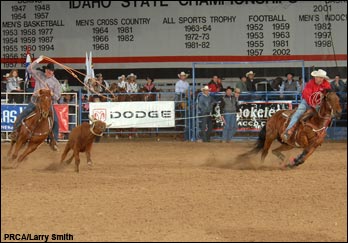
{"left": 1, "top": 104, "right": 28, "bottom": 131}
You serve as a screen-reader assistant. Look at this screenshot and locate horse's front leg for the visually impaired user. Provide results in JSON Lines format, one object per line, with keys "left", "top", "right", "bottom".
{"left": 286, "top": 146, "right": 316, "bottom": 168}
{"left": 7, "top": 140, "right": 16, "bottom": 160}
{"left": 17, "top": 141, "right": 41, "bottom": 162}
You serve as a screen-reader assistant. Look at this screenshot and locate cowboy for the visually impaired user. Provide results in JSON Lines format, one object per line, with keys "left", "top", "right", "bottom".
{"left": 280, "top": 72, "right": 301, "bottom": 92}
{"left": 198, "top": 85, "right": 215, "bottom": 142}
{"left": 117, "top": 74, "right": 127, "bottom": 90}
{"left": 175, "top": 71, "right": 189, "bottom": 101}
{"left": 126, "top": 73, "right": 138, "bottom": 93}
{"left": 280, "top": 72, "right": 301, "bottom": 100}
{"left": 245, "top": 70, "right": 257, "bottom": 91}
{"left": 282, "top": 69, "right": 332, "bottom": 141}
{"left": 11, "top": 55, "right": 62, "bottom": 151}
{"left": 220, "top": 87, "right": 240, "bottom": 143}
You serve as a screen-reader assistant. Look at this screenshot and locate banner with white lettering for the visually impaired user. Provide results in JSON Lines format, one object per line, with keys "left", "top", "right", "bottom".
{"left": 237, "top": 101, "right": 293, "bottom": 131}
{"left": 89, "top": 101, "right": 175, "bottom": 128}
{"left": 1, "top": 104, "right": 28, "bottom": 131}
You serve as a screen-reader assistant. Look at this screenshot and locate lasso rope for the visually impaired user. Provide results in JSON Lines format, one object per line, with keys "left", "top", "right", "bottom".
{"left": 309, "top": 91, "right": 323, "bottom": 107}
{"left": 42, "top": 56, "right": 117, "bottom": 100}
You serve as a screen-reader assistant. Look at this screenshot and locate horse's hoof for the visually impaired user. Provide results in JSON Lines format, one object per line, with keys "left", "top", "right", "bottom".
{"left": 87, "top": 161, "right": 93, "bottom": 167}
{"left": 156, "top": 138, "right": 160, "bottom": 142}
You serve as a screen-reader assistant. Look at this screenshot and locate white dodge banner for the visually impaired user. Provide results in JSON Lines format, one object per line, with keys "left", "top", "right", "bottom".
{"left": 89, "top": 101, "right": 175, "bottom": 128}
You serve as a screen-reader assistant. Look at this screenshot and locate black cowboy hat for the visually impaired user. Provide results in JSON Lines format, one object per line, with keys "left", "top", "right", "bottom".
{"left": 146, "top": 77, "right": 154, "bottom": 82}
{"left": 43, "top": 63, "right": 55, "bottom": 71}
{"left": 285, "top": 72, "right": 294, "bottom": 77}
{"left": 225, "top": 86, "right": 234, "bottom": 92}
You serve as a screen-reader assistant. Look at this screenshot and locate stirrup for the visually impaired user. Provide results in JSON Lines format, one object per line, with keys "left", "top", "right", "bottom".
{"left": 282, "top": 131, "right": 291, "bottom": 142}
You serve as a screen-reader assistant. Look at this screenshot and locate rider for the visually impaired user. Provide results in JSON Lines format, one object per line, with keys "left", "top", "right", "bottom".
{"left": 11, "top": 55, "right": 62, "bottom": 151}
{"left": 282, "top": 69, "right": 332, "bottom": 141}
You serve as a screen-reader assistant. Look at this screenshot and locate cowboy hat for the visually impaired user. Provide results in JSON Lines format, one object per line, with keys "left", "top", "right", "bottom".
{"left": 285, "top": 72, "right": 295, "bottom": 77}
{"left": 225, "top": 86, "right": 234, "bottom": 92}
{"left": 127, "top": 73, "right": 137, "bottom": 79}
{"left": 43, "top": 63, "right": 55, "bottom": 71}
{"left": 178, "top": 71, "right": 189, "bottom": 78}
{"left": 145, "top": 77, "right": 154, "bottom": 82}
{"left": 311, "top": 69, "right": 330, "bottom": 80}
{"left": 118, "top": 74, "right": 126, "bottom": 80}
{"left": 245, "top": 71, "right": 255, "bottom": 77}
{"left": 96, "top": 73, "right": 103, "bottom": 78}
{"left": 201, "top": 85, "right": 210, "bottom": 91}
{"left": 3, "top": 73, "right": 10, "bottom": 78}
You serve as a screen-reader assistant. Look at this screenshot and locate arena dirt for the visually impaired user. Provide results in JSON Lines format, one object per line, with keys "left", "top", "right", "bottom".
{"left": 1, "top": 140, "right": 347, "bottom": 242}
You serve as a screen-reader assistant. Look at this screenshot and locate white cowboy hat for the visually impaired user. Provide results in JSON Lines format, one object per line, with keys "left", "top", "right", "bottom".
{"left": 246, "top": 71, "right": 255, "bottom": 77}
{"left": 311, "top": 69, "right": 330, "bottom": 80}
{"left": 178, "top": 71, "right": 189, "bottom": 78}
{"left": 3, "top": 73, "right": 10, "bottom": 78}
{"left": 118, "top": 74, "right": 126, "bottom": 80}
{"left": 127, "top": 73, "right": 137, "bottom": 79}
{"left": 201, "top": 85, "right": 211, "bottom": 91}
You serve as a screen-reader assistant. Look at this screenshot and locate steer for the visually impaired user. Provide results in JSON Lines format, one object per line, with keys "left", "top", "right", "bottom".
{"left": 60, "top": 115, "right": 110, "bottom": 172}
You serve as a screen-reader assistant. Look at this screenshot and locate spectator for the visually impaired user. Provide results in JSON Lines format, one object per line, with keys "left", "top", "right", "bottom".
{"left": 220, "top": 87, "right": 240, "bottom": 143}
{"left": 117, "top": 74, "right": 127, "bottom": 90}
{"left": 61, "top": 79, "right": 71, "bottom": 92}
{"left": 198, "top": 85, "right": 215, "bottom": 142}
{"left": 143, "top": 77, "right": 156, "bottom": 92}
{"left": 208, "top": 75, "right": 223, "bottom": 92}
{"left": 96, "top": 73, "right": 109, "bottom": 92}
{"left": 331, "top": 74, "right": 347, "bottom": 104}
{"left": 245, "top": 70, "right": 257, "bottom": 91}
{"left": 217, "top": 76, "right": 224, "bottom": 92}
{"left": 235, "top": 76, "right": 249, "bottom": 92}
{"left": 280, "top": 72, "right": 301, "bottom": 92}
{"left": 175, "top": 71, "right": 190, "bottom": 101}
{"left": 5, "top": 69, "right": 24, "bottom": 103}
{"left": 280, "top": 72, "right": 301, "bottom": 99}
{"left": 126, "top": 73, "right": 138, "bottom": 93}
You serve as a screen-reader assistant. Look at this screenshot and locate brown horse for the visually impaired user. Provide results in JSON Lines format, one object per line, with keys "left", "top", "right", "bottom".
{"left": 7, "top": 89, "right": 53, "bottom": 166}
{"left": 241, "top": 91, "right": 342, "bottom": 168}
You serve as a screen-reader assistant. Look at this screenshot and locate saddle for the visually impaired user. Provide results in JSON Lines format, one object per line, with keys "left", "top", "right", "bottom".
{"left": 281, "top": 108, "right": 317, "bottom": 146}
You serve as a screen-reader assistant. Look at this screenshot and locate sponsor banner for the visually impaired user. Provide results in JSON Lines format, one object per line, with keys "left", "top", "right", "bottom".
{"left": 54, "top": 104, "right": 69, "bottom": 132}
{"left": 1, "top": 104, "right": 69, "bottom": 132}
{"left": 237, "top": 101, "right": 293, "bottom": 131}
{"left": 1, "top": 104, "right": 28, "bottom": 131}
{"left": 89, "top": 101, "right": 175, "bottom": 128}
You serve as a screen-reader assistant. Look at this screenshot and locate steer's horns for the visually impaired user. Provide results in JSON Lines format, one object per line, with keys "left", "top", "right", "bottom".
{"left": 89, "top": 115, "right": 97, "bottom": 123}
{"left": 106, "top": 123, "right": 112, "bottom": 128}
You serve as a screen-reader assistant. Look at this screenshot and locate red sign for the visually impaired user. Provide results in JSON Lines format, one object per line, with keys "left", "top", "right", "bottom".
{"left": 54, "top": 104, "right": 69, "bottom": 132}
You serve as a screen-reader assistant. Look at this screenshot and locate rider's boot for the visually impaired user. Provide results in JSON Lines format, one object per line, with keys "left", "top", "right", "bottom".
{"left": 282, "top": 125, "right": 296, "bottom": 142}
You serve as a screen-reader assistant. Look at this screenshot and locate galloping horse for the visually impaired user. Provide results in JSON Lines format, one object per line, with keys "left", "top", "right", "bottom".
{"left": 7, "top": 89, "right": 53, "bottom": 165}
{"left": 241, "top": 91, "right": 342, "bottom": 168}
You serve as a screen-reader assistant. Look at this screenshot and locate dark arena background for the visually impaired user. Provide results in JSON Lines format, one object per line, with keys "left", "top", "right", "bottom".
{"left": 1, "top": 1, "right": 347, "bottom": 242}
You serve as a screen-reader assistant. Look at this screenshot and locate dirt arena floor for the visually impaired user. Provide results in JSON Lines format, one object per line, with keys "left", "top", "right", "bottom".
{"left": 1, "top": 139, "right": 347, "bottom": 242}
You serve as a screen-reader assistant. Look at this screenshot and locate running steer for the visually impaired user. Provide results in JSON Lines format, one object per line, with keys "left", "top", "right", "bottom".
{"left": 60, "top": 115, "right": 110, "bottom": 172}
